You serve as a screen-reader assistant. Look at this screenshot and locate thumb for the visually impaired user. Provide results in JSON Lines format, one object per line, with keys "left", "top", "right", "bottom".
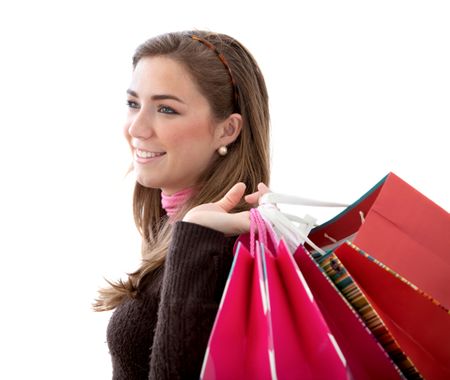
{"left": 216, "top": 182, "right": 246, "bottom": 212}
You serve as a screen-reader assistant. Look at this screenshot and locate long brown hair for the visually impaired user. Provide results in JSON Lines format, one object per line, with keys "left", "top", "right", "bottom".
{"left": 94, "top": 30, "right": 270, "bottom": 311}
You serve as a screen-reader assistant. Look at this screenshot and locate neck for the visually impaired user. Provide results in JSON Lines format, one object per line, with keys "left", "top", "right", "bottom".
{"left": 161, "top": 188, "right": 194, "bottom": 220}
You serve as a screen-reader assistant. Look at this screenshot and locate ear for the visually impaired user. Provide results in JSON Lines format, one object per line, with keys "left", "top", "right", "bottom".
{"left": 215, "top": 113, "right": 243, "bottom": 148}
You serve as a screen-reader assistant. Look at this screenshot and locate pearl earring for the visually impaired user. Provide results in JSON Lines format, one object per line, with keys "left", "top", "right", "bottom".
{"left": 218, "top": 146, "right": 228, "bottom": 156}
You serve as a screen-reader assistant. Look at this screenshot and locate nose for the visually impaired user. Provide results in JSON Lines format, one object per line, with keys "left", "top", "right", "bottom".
{"left": 127, "top": 108, "right": 154, "bottom": 140}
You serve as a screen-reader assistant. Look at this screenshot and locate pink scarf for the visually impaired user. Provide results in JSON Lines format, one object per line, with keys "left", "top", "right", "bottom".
{"left": 161, "top": 188, "right": 194, "bottom": 220}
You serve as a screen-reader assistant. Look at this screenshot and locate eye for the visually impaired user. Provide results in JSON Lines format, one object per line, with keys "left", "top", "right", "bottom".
{"left": 158, "top": 105, "right": 178, "bottom": 115}
{"left": 126, "top": 100, "right": 140, "bottom": 109}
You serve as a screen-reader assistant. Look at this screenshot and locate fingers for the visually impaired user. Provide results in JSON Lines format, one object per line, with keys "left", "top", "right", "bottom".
{"left": 216, "top": 182, "right": 246, "bottom": 212}
{"left": 214, "top": 181, "right": 269, "bottom": 213}
{"left": 257, "top": 182, "right": 270, "bottom": 193}
{"left": 244, "top": 182, "right": 271, "bottom": 205}
{"left": 244, "top": 192, "right": 259, "bottom": 205}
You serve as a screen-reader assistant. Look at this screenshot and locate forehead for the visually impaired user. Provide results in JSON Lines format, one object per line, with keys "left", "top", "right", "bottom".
{"left": 130, "top": 56, "right": 200, "bottom": 99}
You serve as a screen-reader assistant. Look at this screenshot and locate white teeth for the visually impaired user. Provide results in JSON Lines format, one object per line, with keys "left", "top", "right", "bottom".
{"left": 136, "top": 149, "right": 164, "bottom": 159}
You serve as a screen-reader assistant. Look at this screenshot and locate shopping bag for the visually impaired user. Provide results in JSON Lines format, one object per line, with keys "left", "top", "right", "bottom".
{"left": 309, "top": 249, "right": 422, "bottom": 379}
{"left": 293, "top": 245, "right": 407, "bottom": 379}
{"left": 253, "top": 209, "right": 349, "bottom": 379}
{"left": 200, "top": 241, "right": 274, "bottom": 379}
{"left": 334, "top": 241, "right": 450, "bottom": 380}
{"left": 202, "top": 209, "right": 349, "bottom": 379}
{"left": 308, "top": 172, "right": 450, "bottom": 308}
{"left": 263, "top": 239, "right": 348, "bottom": 379}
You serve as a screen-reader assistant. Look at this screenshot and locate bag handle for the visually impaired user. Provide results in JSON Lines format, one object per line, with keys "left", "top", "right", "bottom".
{"left": 260, "top": 192, "right": 348, "bottom": 208}
{"left": 257, "top": 190, "right": 348, "bottom": 256}
{"left": 250, "top": 207, "right": 285, "bottom": 257}
{"left": 258, "top": 203, "right": 327, "bottom": 256}
{"left": 249, "top": 208, "right": 267, "bottom": 257}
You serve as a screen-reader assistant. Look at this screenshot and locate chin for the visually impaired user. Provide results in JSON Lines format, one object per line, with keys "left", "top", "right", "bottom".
{"left": 135, "top": 174, "right": 161, "bottom": 189}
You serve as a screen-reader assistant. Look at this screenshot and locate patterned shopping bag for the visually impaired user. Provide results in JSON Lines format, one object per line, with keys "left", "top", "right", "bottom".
{"left": 309, "top": 248, "right": 422, "bottom": 379}
{"left": 294, "top": 244, "right": 408, "bottom": 379}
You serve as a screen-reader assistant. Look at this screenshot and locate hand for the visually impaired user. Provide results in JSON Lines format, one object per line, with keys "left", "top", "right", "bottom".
{"left": 182, "top": 182, "right": 271, "bottom": 236}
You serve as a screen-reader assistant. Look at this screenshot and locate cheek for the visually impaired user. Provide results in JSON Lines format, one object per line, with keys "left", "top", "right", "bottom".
{"left": 163, "top": 122, "right": 214, "bottom": 149}
{"left": 171, "top": 135, "right": 213, "bottom": 164}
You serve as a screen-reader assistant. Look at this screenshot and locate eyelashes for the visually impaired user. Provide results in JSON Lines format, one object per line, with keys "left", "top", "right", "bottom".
{"left": 126, "top": 100, "right": 140, "bottom": 109}
{"left": 157, "top": 105, "right": 178, "bottom": 115}
{"left": 126, "top": 100, "right": 178, "bottom": 115}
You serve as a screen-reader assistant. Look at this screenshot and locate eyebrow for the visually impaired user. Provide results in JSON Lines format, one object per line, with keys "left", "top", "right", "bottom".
{"left": 126, "top": 89, "right": 185, "bottom": 104}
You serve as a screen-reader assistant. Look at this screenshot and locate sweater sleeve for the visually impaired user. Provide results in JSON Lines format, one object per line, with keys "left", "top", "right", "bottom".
{"left": 149, "top": 221, "right": 235, "bottom": 380}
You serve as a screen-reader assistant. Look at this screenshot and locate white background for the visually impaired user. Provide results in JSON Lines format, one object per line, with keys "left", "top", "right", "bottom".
{"left": 0, "top": 1, "right": 448, "bottom": 379}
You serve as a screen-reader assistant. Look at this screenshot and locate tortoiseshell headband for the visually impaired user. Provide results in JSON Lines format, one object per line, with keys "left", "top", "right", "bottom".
{"left": 190, "top": 34, "right": 239, "bottom": 112}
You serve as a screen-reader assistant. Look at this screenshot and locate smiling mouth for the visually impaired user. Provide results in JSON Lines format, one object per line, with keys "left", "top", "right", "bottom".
{"left": 135, "top": 149, "right": 166, "bottom": 159}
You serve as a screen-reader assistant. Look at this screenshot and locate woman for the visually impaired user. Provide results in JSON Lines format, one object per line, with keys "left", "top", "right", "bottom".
{"left": 94, "top": 30, "right": 270, "bottom": 379}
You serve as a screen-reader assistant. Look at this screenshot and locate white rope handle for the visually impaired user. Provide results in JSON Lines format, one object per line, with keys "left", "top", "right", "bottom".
{"left": 259, "top": 192, "right": 348, "bottom": 208}
{"left": 258, "top": 204, "right": 327, "bottom": 256}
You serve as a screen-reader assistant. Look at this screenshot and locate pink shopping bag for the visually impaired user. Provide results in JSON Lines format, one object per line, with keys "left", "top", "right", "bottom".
{"left": 253, "top": 209, "right": 348, "bottom": 379}
{"left": 200, "top": 240, "right": 273, "bottom": 380}
{"left": 202, "top": 209, "right": 349, "bottom": 379}
{"left": 262, "top": 239, "right": 348, "bottom": 379}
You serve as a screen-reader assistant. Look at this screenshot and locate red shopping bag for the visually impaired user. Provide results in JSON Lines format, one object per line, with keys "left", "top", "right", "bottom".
{"left": 308, "top": 172, "right": 450, "bottom": 308}
{"left": 334, "top": 241, "right": 450, "bottom": 380}
{"left": 293, "top": 245, "right": 405, "bottom": 380}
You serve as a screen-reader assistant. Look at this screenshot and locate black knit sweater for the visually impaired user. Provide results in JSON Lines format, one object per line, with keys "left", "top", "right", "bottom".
{"left": 107, "top": 221, "right": 236, "bottom": 379}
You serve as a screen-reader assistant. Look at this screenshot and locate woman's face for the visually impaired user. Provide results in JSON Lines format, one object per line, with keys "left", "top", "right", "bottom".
{"left": 124, "top": 56, "right": 223, "bottom": 195}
